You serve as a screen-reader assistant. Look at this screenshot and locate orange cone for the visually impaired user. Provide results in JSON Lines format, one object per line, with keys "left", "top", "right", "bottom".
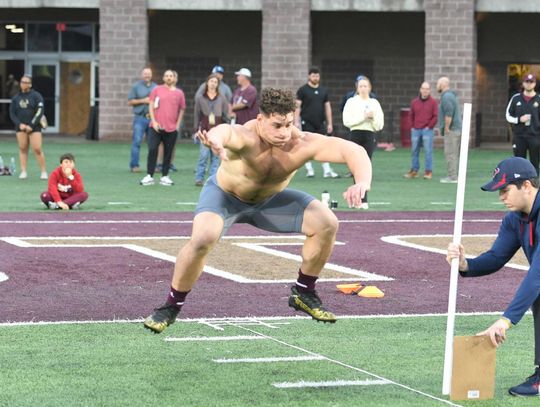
{"left": 358, "top": 285, "right": 384, "bottom": 298}
{"left": 336, "top": 283, "right": 363, "bottom": 294}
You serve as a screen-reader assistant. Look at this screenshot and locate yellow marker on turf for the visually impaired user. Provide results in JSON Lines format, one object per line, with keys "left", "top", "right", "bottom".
{"left": 336, "top": 283, "right": 362, "bottom": 294}
{"left": 358, "top": 286, "right": 384, "bottom": 298}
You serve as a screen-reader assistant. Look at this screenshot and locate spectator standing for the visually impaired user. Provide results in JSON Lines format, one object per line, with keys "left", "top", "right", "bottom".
{"left": 295, "top": 66, "right": 339, "bottom": 178}
{"left": 342, "top": 76, "right": 384, "bottom": 209}
{"left": 9, "top": 74, "right": 47, "bottom": 180}
{"left": 437, "top": 76, "right": 462, "bottom": 184}
{"left": 140, "top": 70, "right": 186, "bottom": 186}
{"left": 193, "top": 74, "right": 229, "bottom": 186}
{"left": 231, "top": 67, "right": 259, "bottom": 125}
{"left": 40, "top": 153, "right": 88, "bottom": 210}
{"left": 447, "top": 156, "right": 540, "bottom": 397}
{"left": 506, "top": 73, "right": 540, "bottom": 175}
{"left": 404, "top": 81, "right": 438, "bottom": 180}
{"left": 195, "top": 65, "right": 232, "bottom": 106}
{"left": 127, "top": 67, "right": 157, "bottom": 173}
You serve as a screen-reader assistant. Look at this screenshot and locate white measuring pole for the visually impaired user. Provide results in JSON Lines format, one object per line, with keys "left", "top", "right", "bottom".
{"left": 442, "top": 102, "right": 472, "bottom": 395}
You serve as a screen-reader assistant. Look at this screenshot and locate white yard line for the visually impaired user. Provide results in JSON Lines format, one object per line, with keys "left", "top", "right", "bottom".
{"left": 164, "top": 335, "right": 266, "bottom": 342}
{"left": 273, "top": 379, "right": 389, "bottom": 388}
{"left": 0, "top": 218, "right": 502, "bottom": 225}
{"left": 0, "top": 311, "right": 516, "bottom": 327}
{"left": 213, "top": 355, "right": 325, "bottom": 363}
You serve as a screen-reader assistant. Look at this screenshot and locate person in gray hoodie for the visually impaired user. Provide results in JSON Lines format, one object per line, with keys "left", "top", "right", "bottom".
{"left": 437, "top": 77, "right": 462, "bottom": 183}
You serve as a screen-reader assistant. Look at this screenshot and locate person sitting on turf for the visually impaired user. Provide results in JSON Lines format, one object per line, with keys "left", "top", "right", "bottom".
{"left": 447, "top": 156, "right": 540, "bottom": 397}
{"left": 143, "top": 87, "right": 372, "bottom": 334}
{"left": 40, "top": 153, "right": 88, "bottom": 210}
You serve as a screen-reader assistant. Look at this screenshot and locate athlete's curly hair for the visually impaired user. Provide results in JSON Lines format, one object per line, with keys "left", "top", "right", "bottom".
{"left": 259, "top": 88, "right": 296, "bottom": 116}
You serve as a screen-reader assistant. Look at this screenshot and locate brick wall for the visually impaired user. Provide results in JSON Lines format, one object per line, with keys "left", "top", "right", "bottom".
{"left": 476, "top": 62, "right": 512, "bottom": 144}
{"left": 424, "top": 0, "right": 477, "bottom": 144}
{"left": 99, "top": 0, "right": 148, "bottom": 140}
{"left": 261, "top": 0, "right": 310, "bottom": 90}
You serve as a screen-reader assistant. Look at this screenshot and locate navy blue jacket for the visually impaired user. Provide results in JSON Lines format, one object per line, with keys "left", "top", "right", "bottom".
{"left": 465, "top": 191, "right": 540, "bottom": 324}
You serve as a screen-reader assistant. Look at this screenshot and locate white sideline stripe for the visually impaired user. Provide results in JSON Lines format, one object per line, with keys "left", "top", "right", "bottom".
{"left": 107, "top": 202, "right": 131, "bottom": 205}
{"left": 0, "top": 218, "right": 501, "bottom": 225}
{"left": 164, "top": 335, "right": 265, "bottom": 342}
{"left": 430, "top": 202, "right": 453, "bottom": 205}
{"left": 273, "top": 379, "right": 390, "bottom": 388}
{"left": 233, "top": 324, "right": 463, "bottom": 407}
{"left": 1, "top": 235, "right": 307, "bottom": 241}
{"left": 213, "top": 355, "right": 325, "bottom": 363}
{"left": 0, "top": 272, "right": 8, "bottom": 282}
{"left": 381, "top": 234, "right": 528, "bottom": 271}
{"left": 0, "top": 311, "right": 526, "bottom": 327}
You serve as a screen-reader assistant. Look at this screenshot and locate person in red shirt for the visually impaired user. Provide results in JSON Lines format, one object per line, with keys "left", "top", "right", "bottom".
{"left": 404, "top": 81, "right": 438, "bottom": 180}
{"left": 140, "top": 69, "right": 186, "bottom": 186}
{"left": 40, "top": 153, "right": 88, "bottom": 210}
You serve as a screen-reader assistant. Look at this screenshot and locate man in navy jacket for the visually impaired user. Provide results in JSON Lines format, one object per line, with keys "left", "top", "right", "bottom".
{"left": 447, "top": 156, "right": 540, "bottom": 397}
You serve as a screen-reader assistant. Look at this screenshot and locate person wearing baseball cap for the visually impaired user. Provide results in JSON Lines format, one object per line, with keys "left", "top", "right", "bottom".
{"left": 231, "top": 67, "right": 259, "bottom": 124}
{"left": 195, "top": 65, "right": 232, "bottom": 103}
{"left": 506, "top": 73, "right": 540, "bottom": 175}
{"left": 447, "top": 156, "right": 540, "bottom": 397}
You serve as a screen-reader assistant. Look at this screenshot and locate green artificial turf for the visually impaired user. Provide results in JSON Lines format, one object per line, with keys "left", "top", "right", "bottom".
{"left": 0, "top": 137, "right": 512, "bottom": 212}
{"left": 0, "top": 315, "right": 537, "bottom": 407}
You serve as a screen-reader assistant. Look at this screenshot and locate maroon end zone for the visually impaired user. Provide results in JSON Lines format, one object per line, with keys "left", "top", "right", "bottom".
{"left": 0, "top": 211, "right": 517, "bottom": 323}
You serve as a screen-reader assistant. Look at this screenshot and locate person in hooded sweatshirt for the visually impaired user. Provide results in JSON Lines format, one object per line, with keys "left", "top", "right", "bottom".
{"left": 447, "top": 156, "right": 540, "bottom": 397}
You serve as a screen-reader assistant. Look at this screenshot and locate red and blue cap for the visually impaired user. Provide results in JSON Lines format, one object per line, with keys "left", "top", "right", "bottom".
{"left": 481, "top": 157, "right": 538, "bottom": 191}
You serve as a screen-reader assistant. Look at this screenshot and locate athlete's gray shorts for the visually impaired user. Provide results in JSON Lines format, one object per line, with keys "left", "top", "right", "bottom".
{"left": 194, "top": 175, "right": 315, "bottom": 235}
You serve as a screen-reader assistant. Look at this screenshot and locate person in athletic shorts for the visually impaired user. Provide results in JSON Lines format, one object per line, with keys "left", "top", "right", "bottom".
{"left": 144, "top": 87, "right": 372, "bottom": 333}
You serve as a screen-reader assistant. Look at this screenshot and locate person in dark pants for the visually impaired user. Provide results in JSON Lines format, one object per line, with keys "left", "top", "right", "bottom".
{"left": 447, "top": 156, "right": 540, "bottom": 397}
{"left": 342, "top": 76, "right": 384, "bottom": 209}
{"left": 140, "top": 70, "right": 185, "bottom": 186}
{"left": 506, "top": 73, "right": 540, "bottom": 175}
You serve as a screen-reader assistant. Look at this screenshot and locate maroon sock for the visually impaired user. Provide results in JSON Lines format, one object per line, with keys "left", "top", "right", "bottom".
{"left": 295, "top": 269, "right": 318, "bottom": 293}
{"left": 165, "top": 286, "right": 190, "bottom": 310}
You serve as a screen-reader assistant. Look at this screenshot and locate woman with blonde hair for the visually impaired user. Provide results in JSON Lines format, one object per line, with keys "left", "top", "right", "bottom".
{"left": 342, "top": 76, "right": 384, "bottom": 209}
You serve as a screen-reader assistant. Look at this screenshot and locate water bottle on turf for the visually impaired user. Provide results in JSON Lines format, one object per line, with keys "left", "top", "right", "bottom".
{"left": 9, "top": 157, "right": 15, "bottom": 175}
{"left": 321, "top": 190, "right": 330, "bottom": 207}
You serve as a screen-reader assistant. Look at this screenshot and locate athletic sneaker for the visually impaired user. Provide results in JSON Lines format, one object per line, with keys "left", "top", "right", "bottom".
{"left": 71, "top": 202, "right": 81, "bottom": 210}
{"left": 359, "top": 202, "right": 369, "bottom": 210}
{"left": 323, "top": 171, "right": 340, "bottom": 178}
{"left": 508, "top": 367, "right": 540, "bottom": 397}
{"left": 19, "top": 171, "right": 27, "bottom": 179}
{"left": 143, "top": 303, "right": 180, "bottom": 334}
{"left": 306, "top": 169, "right": 315, "bottom": 178}
{"left": 423, "top": 170, "right": 433, "bottom": 180}
{"left": 440, "top": 176, "right": 458, "bottom": 184}
{"left": 160, "top": 175, "right": 174, "bottom": 186}
{"left": 40, "top": 171, "right": 48, "bottom": 180}
{"left": 403, "top": 169, "right": 419, "bottom": 179}
{"left": 288, "top": 286, "right": 337, "bottom": 323}
{"left": 47, "top": 201, "right": 59, "bottom": 210}
{"left": 140, "top": 174, "right": 154, "bottom": 186}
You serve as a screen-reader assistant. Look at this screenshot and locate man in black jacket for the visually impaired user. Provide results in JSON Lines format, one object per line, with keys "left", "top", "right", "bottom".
{"left": 506, "top": 73, "right": 540, "bottom": 175}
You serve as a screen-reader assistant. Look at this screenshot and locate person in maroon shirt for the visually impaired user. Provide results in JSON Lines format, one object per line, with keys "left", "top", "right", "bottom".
{"left": 40, "top": 153, "right": 88, "bottom": 210}
{"left": 404, "top": 81, "right": 438, "bottom": 179}
{"left": 231, "top": 68, "right": 259, "bottom": 125}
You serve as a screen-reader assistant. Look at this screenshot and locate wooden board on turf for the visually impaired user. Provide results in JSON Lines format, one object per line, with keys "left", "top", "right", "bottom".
{"left": 450, "top": 335, "right": 496, "bottom": 400}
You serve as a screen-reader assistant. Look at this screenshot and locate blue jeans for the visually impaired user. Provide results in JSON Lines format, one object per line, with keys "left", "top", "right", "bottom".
{"left": 410, "top": 128, "right": 434, "bottom": 172}
{"left": 195, "top": 142, "right": 220, "bottom": 182}
{"left": 130, "top": 115, "right": 151, "bottom": 169}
